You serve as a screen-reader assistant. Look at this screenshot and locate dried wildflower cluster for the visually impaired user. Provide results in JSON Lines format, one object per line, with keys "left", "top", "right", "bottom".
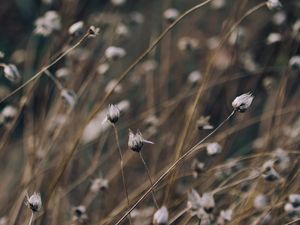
{"left": 0, "top": 1, "right": 299, "bottom": 225}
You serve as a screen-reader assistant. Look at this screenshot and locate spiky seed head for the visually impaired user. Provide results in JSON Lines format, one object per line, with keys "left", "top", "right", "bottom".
{"left": 153, "top": 206, "right": 168, "bottom": 225}
{"left": 232, "top": 92, "right": 254, "bottom": 112}
{"left": 26, "top": 192, "right": 42, "bottom": 212}
{"left": 128, "top": 130, "right": 144, "bottom": 152}
{"left": 107, "top": 104, "right": 120, "bottom": 124}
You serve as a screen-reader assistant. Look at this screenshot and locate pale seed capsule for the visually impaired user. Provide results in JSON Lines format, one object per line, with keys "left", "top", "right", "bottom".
{"left": 128, "top": 130, "right": 153, "bottom": 152}
{"left": 163, "top": 8, "right": 179, "bottom": 23}
{"left": 107, "top": 104, "right": 120, "bottom": 124}
{"left": 267, "top": 0, "right": 282, "bottom": 10}
{"left": 206, "top": 142, "right": 222, "bottom": 156}
{"left": 2, "top": 64, "right": 21, "bottom": 84}
{"left": 232, "top": 92, "right": 254, "bottom": 112}
{"left": 153, "top": 206, "right": 168, "bottom": 225}
{"left": 289, "top": 56, "right": 300, "bottom": 70}
{"left": 68, "top": 21, "right": 84, "bottom": 36}
{"left": 26, "top": 192, "right": 42, "bottom": 212}
{"left": 105, "top": 46, "right": 126, "bottom": 61}
{"left": 60, "top": 89, "right": 77, "bottom": 108}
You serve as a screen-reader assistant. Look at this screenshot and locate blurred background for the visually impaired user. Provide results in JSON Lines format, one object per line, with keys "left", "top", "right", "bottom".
{"left": 0, "top": 0, "right": 300, "bottom": 225}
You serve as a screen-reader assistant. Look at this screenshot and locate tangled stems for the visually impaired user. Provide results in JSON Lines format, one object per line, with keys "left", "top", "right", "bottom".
{"left": 114, "top": 110, "right": 236, "bottom": 225}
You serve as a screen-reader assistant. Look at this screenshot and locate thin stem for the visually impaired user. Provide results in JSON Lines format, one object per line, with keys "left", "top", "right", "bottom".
{"left": 169, "top": 208, "right": 188, "bottom": 224}
{"left": 0, "top": 32, "right": 89, "bottom": 104}
{"left": 138, "top": 152, "right": 159, "bottom": 209}
{"left": 115, "top": 111, "right": 235, "bottom": 225}
{"left": 112, "top": 124, "right": 132, "bottom": 225}
{"left": 28, "top": 212, "right": 34, "bottom": 225}
{"left": 44, "top": 70, "right": 64, "bottom": 91}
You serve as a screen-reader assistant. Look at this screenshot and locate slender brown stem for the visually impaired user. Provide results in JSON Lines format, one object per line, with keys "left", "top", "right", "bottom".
{"left": 28, "top": 212, "right": 34, "bottom": 225}
{"left": 0, "top": 32, "right": 89, "bottom": 104}
{"left": 114, "top": 111, "right": 235, "bottom": 225}
{"left": 112, "top": 124, "right": 132, "bottom": 225}
{"left": 138, "top": 151, "right": 159, "bottom": 209}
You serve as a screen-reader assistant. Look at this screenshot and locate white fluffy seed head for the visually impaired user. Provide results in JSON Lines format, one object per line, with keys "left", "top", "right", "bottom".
{"left": 26, "top": 192, "right": 42, "bottom": 212}
{"left": 153, "top": 206, "right": 168, "bottom": 225}
{"left": 232, "top": 92, "right": 254, "bottom": 112}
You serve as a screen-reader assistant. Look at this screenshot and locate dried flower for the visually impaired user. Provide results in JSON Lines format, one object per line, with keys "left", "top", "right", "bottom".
{"left": 197, "top": 116, "right": 213, "bottom": 130}
{"left": 232, "top": 92, "right": 254, "bottom": 112}
{"left": 192, "top": 159, "right": 205, "bottom": 178}
{"left": 1, "top": 105, "right": 17, "bottom": 123}
{"left": 272, "top": 148, "right": 290, "bottom": 171}
{"left": 111, "top": 0, "right": 126, "bottom": 6}
{"left": 60, "top": 89, "right": 77, "bottom": 108}
{"left": 153, "top": 206, "right": 168, "bottom": 225}
{"left": 55, "top": 67, "right": 71, "bottom": 80}
{"left": 201, "top": 192, "right": 215, "bottom": 214}
{"left": 107, "top": 104, "right": 120, "bottom": 124}
{"left": 128, "top": 130, "right": 153, "bottom": 152}
{"left": 25, "top": 192, "right": 42, "bottom": 212}
{"left": 72, "top": 205, "right": 88, "bottom": 225}
{"left": 1, "top": 64, "right": 21, "bottom": 84}
{"left": 289, "top": 56, "right": 300, "bottom": 70}
{"left": 206, "top": 142, "right": 222, "bottom": 156}
{"left": 97, "top": 63, "right": 110, "bottom": 75}
{"left": 267, "top": 0, "right": 282, "bottom": 10}
{"left": 262, "top": 160, "right": 280, "bottom": 181}
{"left": 188, "top": 70, "right": 202, "bottom": 84}
{"left": 90, "top": 178, "right": 109, "bottom": 193}
{"left": 211, "top": 0, "right": 226, "bottom": 9}
{"left": 217, "top": 209, "right": 233, "bottom": 224}
{"left": 266, "top": 33, "right": 282, "bottom": 45}
{"left": 177, "top": 37, "right": 199, "bottom": 52}
{"left": 69, "top": 21, "right": 84, "bottom": 36}
{"left": 163, "top": 8, "right": 179, "bottom": 23}
{"left": 289, "top": 194, "right": 300, "bottom": 207}
{"left": 88, "top": 26, "right": 100, "bottom": 37}
{"left": 34, "top": 11, "right": 61, "bottom": 36}
{"left": 105, "top": 46, "right": 126, "bottom": 61}
{"left": 254, "top": 194, "right": 268, "bottom": 210}
{"left": 272, "top": 11, "right": 286, "bottom": 25}
{"left": 130, "top": 11, "right": 144, "bottom": 25}
{"left": 187, "top": 189, "right": 202, "bottom": 212}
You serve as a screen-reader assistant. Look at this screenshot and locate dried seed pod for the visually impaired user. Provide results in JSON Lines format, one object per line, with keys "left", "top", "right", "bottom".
{"left": 1, "top": 64, "right": 21, "bottom": 84}
{"left": 107, "top": 104, "right": 120, "bottom": 124}
{"left": 267, "top": 0, "right": 282, "bottom": 10}
{"left": 197, "top": 116, "right": 213, "bottom": 130}
{"left": 105, "top": 46, "right": 126, "bottom": 61}
{"left": 60, "top": 89, "right": 77, "bottom": 108}
{"left": 68, "top": 21, "right": 84, "bottom": 36}
{"left": 90, "top": 178, "right": 109, "bottom": 193}
{"left": 232, "top": 92, "right": 254, "bottom": 112}
{"left": 289, "top": 56, "right": 300, "bottom": 70}
{"left": 289, "top": 194, "right": 300, "bottom": 207}
{"left": 25, "top": 192, "right": 42, "bottom": 212}
{"left": 206, "top": 142, "right": 222, "bottom": 156}
{"left": 128, "top": 130, "right": 153, "bottom": 152}
{"left": 163, "top": 8, "right": 179, "bottom": 23}
{"left": 88, "top": 26, "right": 100, "bottom": 37}
{"left": 153, "top": 206, "right": 168, "bottom": 225}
